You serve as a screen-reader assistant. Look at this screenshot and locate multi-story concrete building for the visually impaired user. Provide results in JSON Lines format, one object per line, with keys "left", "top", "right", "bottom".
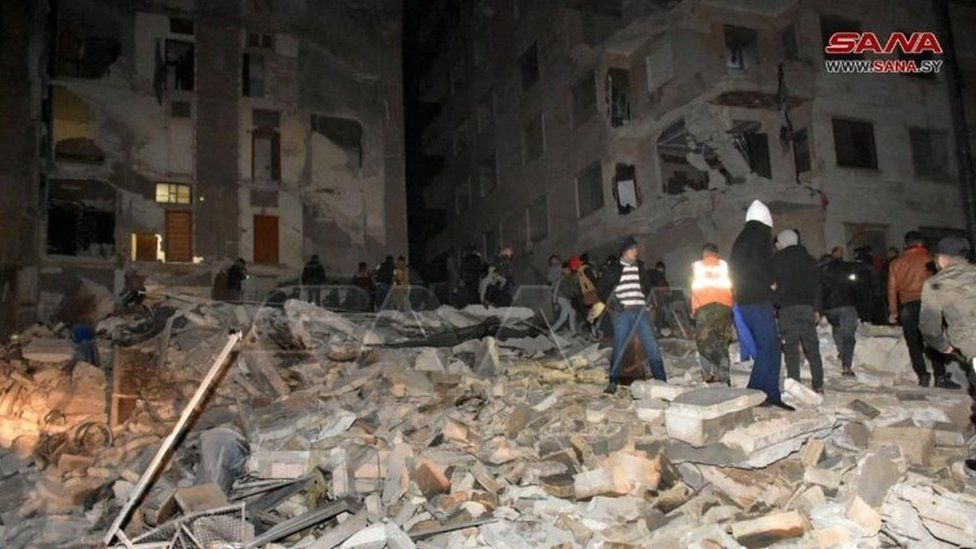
{"left": 0, "top": 0, "right": 407, "bottom": 330}
{"left": 416, "top": 0, "right": 976, "bottom": 285}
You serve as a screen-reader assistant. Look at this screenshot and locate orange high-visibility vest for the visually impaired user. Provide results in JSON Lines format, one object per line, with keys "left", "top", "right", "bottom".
{"left": 690, "top": 256, "right": 733, "bottom": 313}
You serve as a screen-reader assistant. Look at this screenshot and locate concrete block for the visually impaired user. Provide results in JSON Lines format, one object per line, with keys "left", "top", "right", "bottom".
{"left": 635, "top": 399, "right": 667, "bottom": 423}
{"left": 629, "top": 379, "right": 692, "bottom": 401}
{"left": 21, "top": 338, "right": 75, "bottom": 363}
{"left": 412, "top": 459, "right": 450, "bottom": 497}
{"left": 783, "top": 378, "right": 823, "bottom": 407}
{"left": 573, "top": 468, "right": 615, "bottom": 500}
{"left": 730, "top": 510, "right": 806, "bottom": 547}
{"left": 801, "top": 438, "right": 825, "bottom": 467}
{"left": 803, "top": 466, "right": 841, "bottom": 493}
{"left": 847, "top": 495, "right": 882, "bottom": 536}
{"left": 870, "top": 426, "right": 934, "bottom": 466}
{"left": 664, "top": 387, "right": 765, "bottom": 447}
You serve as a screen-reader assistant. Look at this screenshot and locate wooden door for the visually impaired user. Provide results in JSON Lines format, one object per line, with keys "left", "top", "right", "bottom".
{"left": 165, "top": 210, "right": 192, "bottom": 262}
{"left": 133, "top": 233, "right": 157, "bottom": 262}
{"left": 253, "top": 214, "right": 278, "bottom": 265}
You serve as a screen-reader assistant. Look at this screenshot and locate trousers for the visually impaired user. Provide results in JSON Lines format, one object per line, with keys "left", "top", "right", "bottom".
{"left": 825, "top": 306, "right": 858, "bottom": 368}
{"left": 738, "top": 302, "right": 782, "bottom": 401}
{"left": 900, "top": 300, "right": 946, "bottom": 379}
{"left": 551, "top": 296, "right": 577, "bottom": 334}
{"left": 609, "top": 308, "right": 667, "bottom": 382}
{"left": 779, "top": 304, "right": 824, "bottom": 389}
{"left": 695, "top": 303, "right": 733, "bottom": 382}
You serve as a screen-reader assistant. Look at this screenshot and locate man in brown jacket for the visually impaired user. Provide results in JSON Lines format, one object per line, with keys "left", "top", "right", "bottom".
{"left": 888, "top": 231, "right": 960, "bottom": 388}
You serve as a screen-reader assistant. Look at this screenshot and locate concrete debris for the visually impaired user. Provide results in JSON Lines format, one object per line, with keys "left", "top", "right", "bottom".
{"left": 0, "top": 290, "right": 973, "bottom": 549}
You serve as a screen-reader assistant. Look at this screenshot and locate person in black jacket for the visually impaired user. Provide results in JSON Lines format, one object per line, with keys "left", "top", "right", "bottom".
{"left": 820, "top": 247, "right": 859, "bottom": 376}
{"left": 596, "top": 236, "right": 667, "bottom": 394}
{"left": 729, "top": 200, "right": 792, "bottom": 410}
{"left": 301, "top": 255, "right": 327, "bottom": 305}
{"left": 375, "top": 255, "right": 395, "bottom": 310}
{"left": 773, "top": 229, "right": 825, "bottom": 393}
{"left": 460, "top": 247, "right": 487, "bottom": 306}
{"left": 226, "top": 258, "right": 247, "bottom": 302}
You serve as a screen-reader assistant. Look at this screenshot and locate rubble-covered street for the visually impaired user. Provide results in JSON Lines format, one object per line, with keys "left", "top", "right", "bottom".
{"left": 0, "top": 286, "right": 974, "bottom": 548}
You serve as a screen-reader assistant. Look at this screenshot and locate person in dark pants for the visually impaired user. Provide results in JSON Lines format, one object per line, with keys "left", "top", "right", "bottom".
{"left": 820, "top": 247, "right": 859, "bottom": 377}
{"left": 226, "top": 258, "right": 247, "bottom": 302}
{"left": 888, "top": 231, "right": 960, "bottom": 388}
{"left": 597, "top": 236, "right": 667, "bottom": 394}
{"left": 773, "top": 229, "right": 825, "bottom": 393}
{"left": 729, "top": 200, "right": 793, "bottom": 410}
{"left": 301, "top": 255, "right": 327, "bottom": 306}
{"left": 690, "top": 243, "right": 734, "bottom": 385}
{"left": 375, "top": 255, "right": 395, "bottom": 310}
{"left": 460, "top": 247, "right": 487, "bottom": 306}
{"left": 352, "top": 262, "right": 376, "bottom": 310}
{"left": 71, "top": 322, "right": 100, "bottom": 367}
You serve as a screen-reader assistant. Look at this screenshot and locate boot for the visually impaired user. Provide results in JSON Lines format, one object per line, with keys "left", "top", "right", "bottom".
{"left": 841, "top": 366, "right": 855, "bottom": 377}
{"left": 603, "top": 382, "right": 618, "bottom": 395}
{"left": 935, "top": 375, "right": 961, "bottom": 389}
{"left": 918, "top": 372, "right": 931, "bottom": 387}
{"left": 760, "top": 398, "right": 796, "bottom": 411}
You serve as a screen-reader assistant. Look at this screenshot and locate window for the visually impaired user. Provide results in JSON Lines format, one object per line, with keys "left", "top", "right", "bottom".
{"left": 725, "top": 26, "right": 758, "bottom": 70}
{"left": 519, "top": 42, "right": 540, "bottom": 90}
{"left": 164, "top": 39, "right": 194, "bottom": 91}
{"left": 613, "top": 164, "right": 640, "bottom": 214}
{"left": 170, "top": 17, "right": 194, "bottom": 35}
{"left": 522, "top": 113, "right": 545, "bottom": 164}
{"left": 171, "top": 101, "right": 191, "bottom": 118}
{"left": 572, "top": 73, "right": 597, "bottom": 127}
{"left": 47, "top": 179, "right": 116, "bottom": 257}
{"left": 250, "top": 189, "right": 278, "bottom": 207}
{"left": 527, "top": 196, "right": 549, "bottom": 242}
{"left": 247, "top": 31, "right": 274, "bottom": 49}
{"left": 832, "top": 118, "right": 877, "bottom": 169}
{"left": 792, "top": 128, "right": 811, "bottom": 178}
{"left": 242, "top": 53, "right": 265, "bottom": 97}
{"left": 821, "top": 15, "right": 862, "bottom": 60}
{"left": 252, "top": 108, "right": 279, "bottom": 128}
{"left": 731, "top": 123, "right": 771, "bottom": 178}
{"left": 311, "top": 115, "right": 364, "bottom": 167}
{"left": 781, "top": 25, "right": 798, "bottom": 60}
{"left": 577, "top": 161, "right": 604, "bottom": 218}
{"left": 156, "top": 183, "right": 191, "bottom": 204}
{"left": 909, "top": 128, "right": 949, "bottom": 178}
{"left": 607, "top": 69, "right": 631, "bottom": 126}
{"left": 252, "top": 129, "right": 281, "bottom": 180}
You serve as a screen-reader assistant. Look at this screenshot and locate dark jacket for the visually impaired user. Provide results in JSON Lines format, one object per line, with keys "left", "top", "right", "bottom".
{"left": 772, "top": 244, "right": 822, "bottom": 311}
{"left": 729, "top": 221, "right": 775, "bottom": 305}
{"left": 597, "top": 259, "right": 653, "bottom": 310}
{"left": 227, "top": 263, "right": 246, "bottom": 291}
{"left": 820, "top": 259, "right": 857, "bottom": 310}
{"left": 461, "top": 253, "right": 487, "bottom": 284}
{"left": 920, "top": 261, "right": 976, "bottom": 358}
{"left": 301, "top": 259, "right": 326, "bottom": 285}
{"left": 376, "top": 260, "right": 395, "bottom": 285}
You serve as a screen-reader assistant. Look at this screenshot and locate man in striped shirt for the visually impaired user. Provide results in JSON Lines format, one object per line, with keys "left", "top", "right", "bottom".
{"left": 597, "top": 236, "right": 668, "bottom": 394}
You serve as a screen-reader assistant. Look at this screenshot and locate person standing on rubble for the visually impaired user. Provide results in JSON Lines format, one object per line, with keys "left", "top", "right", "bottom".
{"left": 597, "top": 236, "right": 667, "bottom": 394}
{"left": 485, "top": 247, "right": 516, "bottom": 307}
{"left": 352, "top": 261, "right": 376, "bottom": 310}
{"left": 772, "top": 229, "right": 825, "bottom": 394}
{"left": 690, "top": 243, "right": 734, "bottom": 385}
{"left": 226, "top": 258, "right": 247, "bottom": 302}
{"left": 729, "top": 200, "right": 793, "bottom": 410}
{"left": 375, "top": 255, "right": 395, "bottom": 310}
{"left": 918, "top": 236, "right": 976, "bottom": 472}
{"left": 546, "top": 254, "right": 562, "bottom": 285}
{"left": 393, "top": 255, "right": 411, "bottom": 311}
{"left": 460, "top": 247, "right": 487, "bottom": 306}
{"left": 820, "top": 247, "right": 859, "bottom": 377}
{"left": 550, "top": 261, "right": 580, "bottom": 334}
{"left": 888, "top": 231, "right": 960, "bottom": 388}
{"left": 301, "top": 255, "right": 327, "bottom": 306}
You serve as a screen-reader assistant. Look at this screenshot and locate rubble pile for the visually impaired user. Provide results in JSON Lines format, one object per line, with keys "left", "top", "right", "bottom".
{"left": 0, "top": 294, "right": 974, "bottom": 548}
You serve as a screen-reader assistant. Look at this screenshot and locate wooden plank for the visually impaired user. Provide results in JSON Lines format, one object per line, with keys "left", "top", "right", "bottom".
{"left": 103, "top": 332, "right": 243, "bottom": 546}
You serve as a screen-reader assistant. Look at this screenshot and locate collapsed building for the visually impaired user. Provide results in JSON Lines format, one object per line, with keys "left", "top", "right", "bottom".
{"left": 0, "top": 0, "right": 407, "bottom": 335}
{"left": 415, "top": 0, "right": 976, "bottom": 283}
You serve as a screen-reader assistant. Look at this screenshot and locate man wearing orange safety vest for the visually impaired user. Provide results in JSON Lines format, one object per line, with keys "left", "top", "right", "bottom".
{"left": 690, "top": 243, "right": 735, "bottom": 385}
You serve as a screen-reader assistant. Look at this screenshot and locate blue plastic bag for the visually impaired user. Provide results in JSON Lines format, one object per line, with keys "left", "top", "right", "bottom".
{"left": 732, "top": 304, "right": 757, "bottom": 362}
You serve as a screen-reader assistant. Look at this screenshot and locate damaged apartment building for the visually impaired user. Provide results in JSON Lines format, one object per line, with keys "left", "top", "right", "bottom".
{"left": 0, "top": 0, "right": 406, "bottom": 331}
{"left": 417, "top": 0, "right": 976, "bottom": 283}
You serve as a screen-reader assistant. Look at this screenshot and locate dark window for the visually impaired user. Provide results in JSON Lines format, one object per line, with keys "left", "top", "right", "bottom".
{"left": 164, "top": 39, "right": 194, "bottom": 91}
{"left": 572, "top": 73, "right": 597, "bottom": 127}
{"left": 311, "top": 115, "right": 364, "bottom": 167}
{"left": 613, "top": 164, "right": 640, "bottom": 214}
{"left": 577, "top": 161, "right": 604, "bottom": 218}
{"left": 832, "top": 118, "right": 877, "bottom": 169}
{"left": 250, "top": 189, "right": 278, "bottom": 207}
{"left": 46, "top": 179, "right": 116, "bottom": 257}
{"left": 607, "top": 68, "right": 631, "bottom": 126}
{"left": 252, "top": 108, "right": 279, "bottom": 128}
{"left": 527, "top": 196, "right": 549, "bottom": 242}
{"left": 793, "top": 128, "right": 811, "bottom": 177}
{"left": 242, "top": 53, "right": 265, "bottom": 97}
{"left": 522, "top": 113, "right": 545, "bottom": 164}
{"left": 781, "top": 25, "right": 798, "bottom": 60}
{"left": 821, "top": 15, "right": 862, "bottom": 60}
{"left": 733, "top": 130, "right": 771, "bottom": 178}
{"left": 170, "top": 17, "right": 194, "bottom": 35}
{"left": 252, "top": 128, "right": 281, "bottom": 180}
{"left": 519, "top": 42, "right": 540, "bottom": 90}
{"left": 171, "top": 101, "right": 191, "bottom": 118}
{"left": 909, "top": 128, "right": 949, "bottom": 178}
{"left": 725, "top": 26, "right": 758, "bottom": 70}
{"left": 247, "top": 31, "right": 274, "bottom": 49}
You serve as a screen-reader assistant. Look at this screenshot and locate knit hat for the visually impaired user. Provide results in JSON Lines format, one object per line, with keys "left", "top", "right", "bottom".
{"left": 618, "top": 236, "right": 638, "bottom": 257}
{"left": 745, "top": 200, "right": 773, "bottom": 228}
{"left": 777, "top": 229, "right": 799, "bottom": 248}
{"left": 568, "top": 256, "right": 582, "bottom": 271}
{"left": 936, "top": 236, "right": 971, "bottom": 257}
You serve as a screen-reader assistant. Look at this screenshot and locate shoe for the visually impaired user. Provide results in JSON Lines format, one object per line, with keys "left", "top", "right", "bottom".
{"left": 702, "top": 374, "right": 716, "bottom": 383}
{"left": 841, "top": 367, "right": 855, "bottom": 377}
{"left": 918, "top": 373, "right": 932, "bottom": 387}
{"left": 761, "top": 399, "right": 796, "bottom": 411}
{"left": 813, "top": 387, "right": 824, "bottom": 395}
{"left": 935, "top": 375, "right": 961, "bottom": 389}
{"left": 604, "top": 382, "right": 618, "bottom": 395}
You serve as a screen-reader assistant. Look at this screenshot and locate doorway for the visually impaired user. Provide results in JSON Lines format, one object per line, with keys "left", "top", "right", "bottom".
{"left": 253, "top": 214, "right": 279, "bottom": 265}
{"left": 165, "top": 210, "right": 192, "bottom": 262}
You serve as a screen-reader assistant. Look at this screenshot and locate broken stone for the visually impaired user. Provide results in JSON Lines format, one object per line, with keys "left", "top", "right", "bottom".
{"left": 846, "top": 495, "right": 881, "bottom": 536}
{"left": 803, "top": 466, "right": 841, "bottom": 493}
{"left": 634, "top": 399, "right": 667, "bottom": 423}
{"left": 474, "top": 337, "right": 500, "bottom": 377}
{"left": 21, "top": 338, "right": 76, "bottom": 363}
{"left": 629, "top": 379, "right": 691, "bottom": 401}
{"left": 573, "top": 468, "right": 615, "bottom": 500}
{"left": 412, "top": 459, "right": 450, "bottom": 497}
{"left": 664, "top": 387, "right": 765, "bottom": 447}
{"left": 414, "top": 348, "right": 446, "bottom": 372}
{"left": 174, "top": 483, "right": 228, "bottom": 513}
{"left": 800, "top": 438, "right": 825, "bottom": 467}
{"left": 870, "top": 426, "right": 934, "bottom": 466}
{"left": 730, "top": 510, "right": 806, "bottom": 546}
{"left": 783, "top": 378, "right": 823, "bottom": 407}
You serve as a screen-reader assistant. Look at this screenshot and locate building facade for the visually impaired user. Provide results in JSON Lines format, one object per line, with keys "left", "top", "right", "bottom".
{"left": 416, "top": 0, "right": 976, "bottom": 285}
{"left": 1, "top": 0, "right": 407, "bottom": 329}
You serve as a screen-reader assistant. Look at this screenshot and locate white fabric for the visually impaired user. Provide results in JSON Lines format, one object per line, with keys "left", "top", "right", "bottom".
{"left": 745, "top": 199, "right": 772, "bottom": 227}
{"left": 777, "top": 229, "right": 798, "bottom": 248}
{"left": 691, "top": 260, "right": 732, "bottom": 291}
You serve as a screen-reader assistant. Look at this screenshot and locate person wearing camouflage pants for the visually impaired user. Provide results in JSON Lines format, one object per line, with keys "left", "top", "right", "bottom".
{"left": 690, "top": 243, "right": 735, "bottom": 385}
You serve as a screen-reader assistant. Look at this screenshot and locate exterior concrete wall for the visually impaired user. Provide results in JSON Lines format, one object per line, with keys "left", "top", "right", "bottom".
{"left": 419, "top": 0, "right": 972, "bottom": 288}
